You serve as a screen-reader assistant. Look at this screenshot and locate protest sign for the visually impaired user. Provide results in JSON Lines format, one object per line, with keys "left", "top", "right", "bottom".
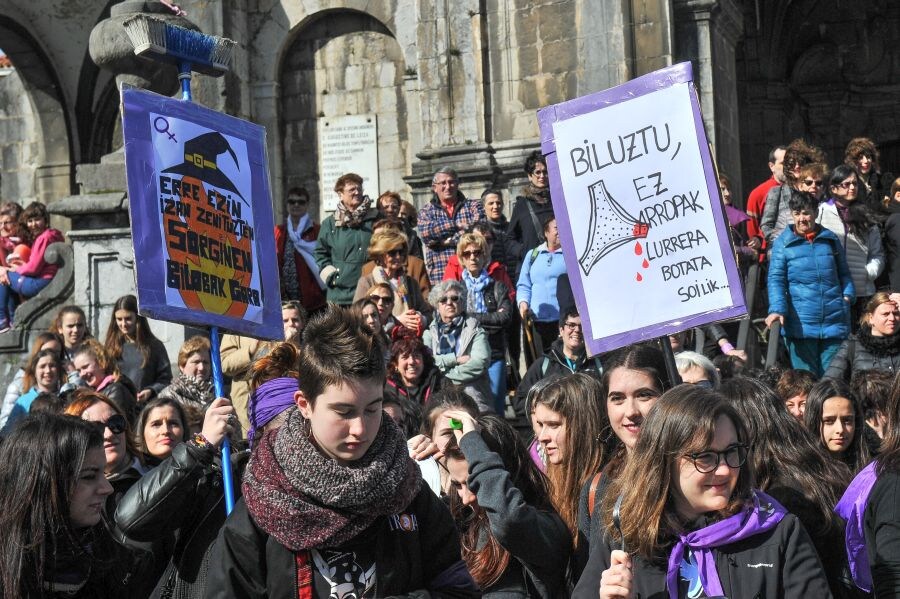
{"left": 121, "top": 87, "right": 283, "bottom": 339}
{"left": 538, "top": 62, "right": 746, "bottom": 355}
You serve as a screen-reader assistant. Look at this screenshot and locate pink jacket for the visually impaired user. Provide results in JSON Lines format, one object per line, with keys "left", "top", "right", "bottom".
{"left": 16, "top": 228, "right": 64, "bottom": 279}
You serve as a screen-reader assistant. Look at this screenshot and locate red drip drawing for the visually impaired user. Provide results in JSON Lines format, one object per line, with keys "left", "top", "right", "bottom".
{"left": 634, "top": 241, "right": 643, "bottom": 256}
{"left": 578, "top": 179, "right": 651, "bottom": 276}
{"left": 642, "top": 258, "right": 649, "bottom": 269}
{"left": 636, "top": 273, "right": 643, "bottom": 282}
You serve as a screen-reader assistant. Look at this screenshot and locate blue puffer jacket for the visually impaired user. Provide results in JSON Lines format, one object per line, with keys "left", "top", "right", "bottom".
{"left": 768, "top": 225, "right": 854, "bottom": 339}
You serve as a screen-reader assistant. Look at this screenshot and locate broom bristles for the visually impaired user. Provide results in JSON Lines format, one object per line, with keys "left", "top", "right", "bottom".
{"left": 123, "top": 15, "right": 235, "bottom": 76}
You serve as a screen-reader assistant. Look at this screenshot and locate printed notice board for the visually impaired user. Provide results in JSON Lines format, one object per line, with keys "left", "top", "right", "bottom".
{"left": 537, "top": 62, "right": 746, "bottom": 355}
{"left": 121, "top": 87, "right": 282, "bottom": 339}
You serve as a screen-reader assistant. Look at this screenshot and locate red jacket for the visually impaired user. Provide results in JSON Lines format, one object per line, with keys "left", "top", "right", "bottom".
{"left": 745, "top": 177, "right": 779, "bottom": 243}
{"left": 442, "top": 255, "right": 516, "bottom": 302}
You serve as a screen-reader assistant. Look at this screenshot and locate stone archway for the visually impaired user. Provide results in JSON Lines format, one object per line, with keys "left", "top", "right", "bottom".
{"left": 0, "top": 16, "right": 73, "bottom": 204}
{"left": 277, "top": 9, "right": 409, "bottom": 221}
{"left": 736, "top": 1, "right": 900, "bottom": 190}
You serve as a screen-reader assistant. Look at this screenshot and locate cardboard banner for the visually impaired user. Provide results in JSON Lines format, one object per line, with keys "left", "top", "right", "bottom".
{"left": 538, "top": 62, "right": 746, "bottom": 355}
{"left": 121, "top": 87, "right": 282, "bottom": 339}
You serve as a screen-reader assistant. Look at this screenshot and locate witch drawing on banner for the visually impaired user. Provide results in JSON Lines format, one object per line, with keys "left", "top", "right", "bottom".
{"left": 158, "top": 129, "right": 261, "bottom": 318}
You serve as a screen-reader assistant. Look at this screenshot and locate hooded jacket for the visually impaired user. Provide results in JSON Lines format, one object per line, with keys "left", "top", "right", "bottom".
{"left": 423, "top": 316, "right": 493, "bottom": 412}
{"left": 314, "top": 208, "right": 379, "bottom": 305}
{"left": 767, "top": 225, "right": 854, "bottom": 340}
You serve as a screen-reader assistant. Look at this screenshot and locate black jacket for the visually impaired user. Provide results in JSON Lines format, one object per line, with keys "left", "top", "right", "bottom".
{"left": 508, "top": 196, "right": 555, "bottom": 277}
{"left": 823, "top": 326, "right": 900, "bottom": 382}
{"left": 384, "top": 367, "right": 445, "bottom": 407}
{"left": 865, "top": 470, "right": 900, "bottom": 596}
{"left": 115, "top": 441, "right": 249, "bottom": 599}
{"left": 204, "top": 487, "right": 480, "bottom": 598}
{"left": 885, "top": 211, "right": 900, "bottom": 290}
{"left": 469, "top": 278, "right": 512, "bottom": 361}
{"left": 574, "top": 512, "right": 831, "bottom": 598}
{"left": 514, "top": 340, "right": 601, "bottom": 423}
{"left": 459, "top": 431, "right": 571, "bottom": 598}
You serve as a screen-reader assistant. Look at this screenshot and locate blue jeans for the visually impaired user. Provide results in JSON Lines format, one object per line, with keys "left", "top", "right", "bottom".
{"left": 488, "top": 359, "right": 507, "bottom": 414}
{"left": 0, "top": 273, "right": 50, "bottom": 322}
{"left": 784, "top": 337, "right": 843, "bottom": 378}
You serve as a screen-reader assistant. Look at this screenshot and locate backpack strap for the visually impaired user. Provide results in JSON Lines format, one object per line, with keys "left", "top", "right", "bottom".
{"left": 524, "top": 198, "right": 545, "bottom": 244}
{"left": 295, "top": 551, "right": 314, "bottom": 599}
{"left": 541, "top": 356, "right": 550, "bottom": 376}
{"left": 588, "top": 471, "right": 603, "bottom": 516}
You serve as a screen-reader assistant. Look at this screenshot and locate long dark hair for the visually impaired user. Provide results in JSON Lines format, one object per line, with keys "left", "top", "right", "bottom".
{"left": 0, "top": 413, "right": 105, "bottom": 596}
{"left": 134, "top": 397, "right": 190, "bottom": 457}
{"left": 104, "top": 294, "right": 161, "bottom": 366}
{"left": 877, "top": 371, "right": 900, "bottom": 475}
{"left": 601, "top": 386, "right": 753, "bottom": 559}
{"left": 600, "top": 343, "right": 673, "bottom": 476}
{"left": 719, "top": 377, "right": 849, "bottom": 535}
{"left": 444, "top": 414, "right": 556, "bottom": 588}
{"left": 22, "top": 348, "right": 62, "bottom": 394}
{"left": 804, "top": 378, "right": 870, "bottom": 474}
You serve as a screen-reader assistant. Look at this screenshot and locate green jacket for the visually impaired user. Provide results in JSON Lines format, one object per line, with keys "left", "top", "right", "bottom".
{"left": 423, "top": 316, "right": 493, "bottom": 411}
{"left": 314, "top": 208, "right": 378, "bottom": 305}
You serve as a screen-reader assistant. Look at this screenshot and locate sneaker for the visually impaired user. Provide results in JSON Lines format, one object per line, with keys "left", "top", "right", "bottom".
{"left": 0, "top": 320, "right": 10, "bottom": 334}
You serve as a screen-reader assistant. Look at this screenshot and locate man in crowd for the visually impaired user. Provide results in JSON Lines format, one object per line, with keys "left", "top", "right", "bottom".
{"left": 745, "top": 145, "right": 786, "bottom": 246}
{"left": 417, "top": 167, "right": 485, "bottom": 285}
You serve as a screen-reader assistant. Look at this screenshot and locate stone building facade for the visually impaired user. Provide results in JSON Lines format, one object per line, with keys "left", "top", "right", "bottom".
{"left": 0, "top": 0, "right": 896, "bottom": 368}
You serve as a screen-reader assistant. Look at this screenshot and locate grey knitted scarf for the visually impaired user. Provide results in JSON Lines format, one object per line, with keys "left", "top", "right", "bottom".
{"left": 242, "top": 407, "right": 422, "bottom": 551}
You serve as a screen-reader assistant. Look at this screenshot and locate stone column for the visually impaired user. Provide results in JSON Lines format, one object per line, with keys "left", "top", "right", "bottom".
{"left": 673, "top": 0, "right": 744, "bottom": 194}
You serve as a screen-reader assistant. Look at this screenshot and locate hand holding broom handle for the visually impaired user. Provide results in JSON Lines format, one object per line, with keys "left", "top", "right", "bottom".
{"left": 122, "top": 15, "right": 238, "bottom": 514}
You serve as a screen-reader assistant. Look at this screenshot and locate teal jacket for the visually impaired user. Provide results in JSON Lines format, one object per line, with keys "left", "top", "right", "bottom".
{"left": 314, "top": 208, "right": 378, "bottom": 305}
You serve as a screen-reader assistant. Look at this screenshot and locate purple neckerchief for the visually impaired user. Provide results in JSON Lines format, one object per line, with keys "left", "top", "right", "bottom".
{"left": 666, "top": 491, "right": 787, "bottom": 599}
{"left": 247, "top": 377, "right": 298, "bottom": 447}
{"left": 528, "top": 438, "right": 546, "bottom": 473}
{"left": 835, "top": 461, "right": 879, "bottom": 592}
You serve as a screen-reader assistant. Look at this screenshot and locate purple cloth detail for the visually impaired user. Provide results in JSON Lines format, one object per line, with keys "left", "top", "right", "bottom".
{"left": 528, "top": 438, "right": 546, "bottom": 473}
{"left": 666, "top": 491, "right": 787, "bottom": 599}
{"left": 248, "top": 377, "right": 298, "bottom": 447}
{"left": 724, "top": 205, "right": 750, "bottom": 227}
{"left": 835, "top": 461, "right": 879, "bottom": 592}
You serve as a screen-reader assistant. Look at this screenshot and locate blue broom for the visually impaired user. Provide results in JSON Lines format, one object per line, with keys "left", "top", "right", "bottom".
{"left": 123, "top": 15, "right": 238, "bottom": 514}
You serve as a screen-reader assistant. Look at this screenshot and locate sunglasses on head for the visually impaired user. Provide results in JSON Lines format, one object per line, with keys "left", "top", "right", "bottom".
{"left": 93, "top": 413, "right": 126, "bottom": 435}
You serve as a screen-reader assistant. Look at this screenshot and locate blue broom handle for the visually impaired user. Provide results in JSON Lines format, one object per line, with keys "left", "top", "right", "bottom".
{"left": 210, "top": 325, "right": 235, "bottom": 515}
{"left": 179, "top": 60, "right": 193, "bottom": 102}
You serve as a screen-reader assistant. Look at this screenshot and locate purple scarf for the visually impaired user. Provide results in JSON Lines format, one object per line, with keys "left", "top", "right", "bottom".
{"left": 248, "top": 377, "right": 298, "bottom": 447}
{"left": 835, "top": 461, "right": 879, "bottom": 592}
{"left": 666, "top": 491, "right": 787, "bottom": 599}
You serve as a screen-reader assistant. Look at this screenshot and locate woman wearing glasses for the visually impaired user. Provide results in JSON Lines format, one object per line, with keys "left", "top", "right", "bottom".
{"left": 275, "top": 187, "right": 326, "bottom": 315}
{"left": 422, "top": 279, "right": 494, "bottom": 412}
{"left": 353, "top": 228, "right": 430, "bottom": 332}
{"left": 818, "top": 164, "right": 885, "bottom": 326}
{"left": 64, "top": 391, "right": 147, "bottom": 520}
{"left": 574, "top": 385, "right": 830, "bottom": 598}
{"left": 453, "top": 232, "right": 512, "bottom": 413}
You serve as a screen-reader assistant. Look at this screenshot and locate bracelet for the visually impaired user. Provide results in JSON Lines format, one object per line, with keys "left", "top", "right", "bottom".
{"left": 720, "top": 342, "right": 735, "bottom": 354}
{"left": 190, "top": 432, "right": 216, "bottom": 452}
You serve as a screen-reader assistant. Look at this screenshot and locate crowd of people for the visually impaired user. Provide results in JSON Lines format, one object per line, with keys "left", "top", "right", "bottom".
{"left": 0, "top": 139, "right": 898, "bottom": 598}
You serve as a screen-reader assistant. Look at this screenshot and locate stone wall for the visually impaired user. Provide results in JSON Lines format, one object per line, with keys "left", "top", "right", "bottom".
{"left": 280, "top": 11, "right": 409, "bottom": 215}
{"left": 736, "top": 1, "right": 900, "bottom": 198}
{"left": 0, "top": 66, "right": 38, "bottom": 204}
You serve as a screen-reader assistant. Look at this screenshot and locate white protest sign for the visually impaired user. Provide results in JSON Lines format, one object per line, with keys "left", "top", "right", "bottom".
{"left": 539, "top": 62, "right": 746, "bottom": 354}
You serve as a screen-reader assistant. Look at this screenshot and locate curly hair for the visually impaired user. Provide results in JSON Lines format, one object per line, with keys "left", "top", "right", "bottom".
{"left": 844, "top": 137, "right": 880, "bottom": 173}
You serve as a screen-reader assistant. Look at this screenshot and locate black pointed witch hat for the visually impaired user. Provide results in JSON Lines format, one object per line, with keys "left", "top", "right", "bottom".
{"left": 162, "top": 132, "right": 247, "bottom": 204}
